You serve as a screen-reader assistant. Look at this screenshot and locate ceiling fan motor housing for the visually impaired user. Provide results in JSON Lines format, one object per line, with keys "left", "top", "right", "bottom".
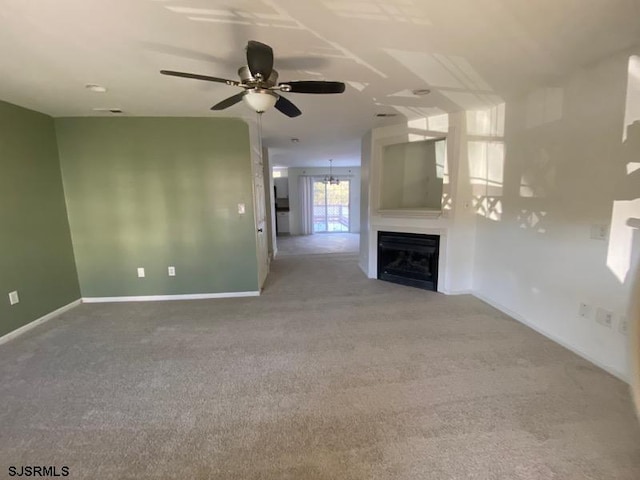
{"left": 238, "top": 66, "right": 279, "bottom": 87}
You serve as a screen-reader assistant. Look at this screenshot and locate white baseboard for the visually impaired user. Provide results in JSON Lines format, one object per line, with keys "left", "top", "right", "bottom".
{"left": 0, "top": 299, "right": 82, "bottom": 345}
{"left": 442, "top": 289, "right": 473, "bottom": 295}
{"left": 358, "top": 260, "right": 369, "bottom": 277}
{"left": 82, "top": 291, "right": 260, "bottom": 303}
{"left": 473, "top": 291, "right": 628, "bottom": 383}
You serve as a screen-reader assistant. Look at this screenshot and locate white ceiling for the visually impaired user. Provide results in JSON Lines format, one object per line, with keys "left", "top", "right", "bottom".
{"left": 1, "top": 0, "right": 639, "bottom": 167}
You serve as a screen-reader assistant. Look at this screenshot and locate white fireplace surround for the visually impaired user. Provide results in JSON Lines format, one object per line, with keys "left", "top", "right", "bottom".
{"left": 360, "top": 116, "right": 476, "bottom": 295}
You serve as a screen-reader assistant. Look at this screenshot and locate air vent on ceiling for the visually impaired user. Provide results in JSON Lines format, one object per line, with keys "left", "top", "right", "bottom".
{"left": 93, "top": 108, "right": 123, "bottom": 114}
{"left": 85, "top": 84, "right": 107, "bottom": 93}
{"left": 375, "top": 113, "right": 398, "bottom": 117}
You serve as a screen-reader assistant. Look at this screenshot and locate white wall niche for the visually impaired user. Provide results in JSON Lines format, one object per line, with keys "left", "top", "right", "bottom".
{"left": 379, "top": 137, "right": 447, "bottom": 216}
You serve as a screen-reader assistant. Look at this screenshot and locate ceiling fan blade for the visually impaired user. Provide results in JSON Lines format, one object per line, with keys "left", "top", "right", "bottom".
{"left": 246, "top": 41, "right": 274, "bottom": 80}
{"left": 211, "top": 92, "right": 246, "bottom": 110}
{"left": 161, "top": 70, "right": 240, "bottom": 86}
{"left": 282, "top": 81, "right": 346, "bottom": 94}
{"left": 274, "top": 96, "right": 302, "bottom": 118}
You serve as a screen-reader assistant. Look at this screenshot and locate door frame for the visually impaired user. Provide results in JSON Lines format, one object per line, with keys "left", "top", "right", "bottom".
{"left": 248, "top": 122, "right": 269, "bottom": 290}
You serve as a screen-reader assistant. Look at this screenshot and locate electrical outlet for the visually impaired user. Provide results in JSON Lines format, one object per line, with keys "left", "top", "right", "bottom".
{"left": 590, "top": 224, "right": 609, "bottom": 240}
{"left": 238, "top": 203, "right": 246, "bottom": 215}
{"left": 168, "top": 266, "right": 176, "bottom": 277}
{"left": 579, "top": 302, "right": 592, "bottom": 319}
{"left": 619, "top": 316, "right": 629, "bottom": 336}
{"left": 137, "top": 267, "right": 145, "bottom": 278}
{"left": 8, "top": 291, "right": 19, "bottom": 305}
{"left": 595, "top": 307, "right": 613, "bottom": 328}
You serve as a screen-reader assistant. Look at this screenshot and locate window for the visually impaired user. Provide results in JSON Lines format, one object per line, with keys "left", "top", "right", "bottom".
{"left": 313, "top": 180, "right": 350, "bottom": 233}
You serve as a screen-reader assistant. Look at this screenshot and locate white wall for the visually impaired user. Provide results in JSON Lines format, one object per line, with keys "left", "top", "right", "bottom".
{"left": 472, "top": 46, "right": 640, "bottom": 379}
{"left": 359, "top": 131, "right": 372, "bottom": 273}
{"left": 287, "top": 167, "right": 361, "bottom": 235}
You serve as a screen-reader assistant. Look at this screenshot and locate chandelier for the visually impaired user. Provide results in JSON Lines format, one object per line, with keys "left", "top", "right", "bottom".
{"left": 322, "top": 159, "right": 340, "bottom": 185}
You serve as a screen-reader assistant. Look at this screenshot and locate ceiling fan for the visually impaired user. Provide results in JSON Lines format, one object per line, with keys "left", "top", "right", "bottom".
{"left": 160, "top": 40, "right": 346, "bottom": 117}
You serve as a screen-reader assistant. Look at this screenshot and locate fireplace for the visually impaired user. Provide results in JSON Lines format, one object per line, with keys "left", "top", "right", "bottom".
{"left": 377, "top": 231, "right": 440, "bottom": 291}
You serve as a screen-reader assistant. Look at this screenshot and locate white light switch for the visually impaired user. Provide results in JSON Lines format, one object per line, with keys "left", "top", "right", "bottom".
{"left": 168, "top": 266, "right": 176, "bottom": 277}
{"left": 137, "top": 267, "right": 145, "bottom": 278}
{"left": 8, "top": 291, "right": 19, "bottom": 305}
{"left": 238, "top": 203, "right": 246, "bottom": 214}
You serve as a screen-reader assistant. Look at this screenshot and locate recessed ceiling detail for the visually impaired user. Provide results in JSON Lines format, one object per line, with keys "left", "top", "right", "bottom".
{"left": 322, "top": 1, "right": 432, "bottom": 25}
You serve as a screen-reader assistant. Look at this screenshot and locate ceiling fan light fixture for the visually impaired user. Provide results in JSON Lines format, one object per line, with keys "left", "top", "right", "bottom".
{"left": 242, "top": 89, "right": 278, "bottom": 113}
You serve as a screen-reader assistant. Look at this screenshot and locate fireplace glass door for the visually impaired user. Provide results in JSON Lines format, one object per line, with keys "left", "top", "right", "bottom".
{"left": 378, "top": 231, "right": 440, "bottom": 291}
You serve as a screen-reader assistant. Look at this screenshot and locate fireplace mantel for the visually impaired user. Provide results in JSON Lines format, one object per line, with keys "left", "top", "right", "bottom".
{"left": 377, "top": 209, "right": 443, "bottom": 219}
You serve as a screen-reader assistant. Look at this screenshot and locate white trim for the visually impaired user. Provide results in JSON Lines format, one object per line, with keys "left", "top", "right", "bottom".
{"left": 473, "top": 291, "right": 628, "bottom": 383}
{"left": 377, "top": 209, "right": 443, "bottom": 219}
{"left": 442, "top": 289, "right": 473, "bottom": 295}
{"left": 0, "top": 299, "right": 81, "bottom": 345}
{"left": 82, "top": 291, "right": 260, "bottom": 303}
{"left": 358, "top": 259, "right": 369, "bottom": 277}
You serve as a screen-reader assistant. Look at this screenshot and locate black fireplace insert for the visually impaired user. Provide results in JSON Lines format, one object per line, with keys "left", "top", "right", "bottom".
{"left": 377, "top": 231, "right": 440, "bottom": 291}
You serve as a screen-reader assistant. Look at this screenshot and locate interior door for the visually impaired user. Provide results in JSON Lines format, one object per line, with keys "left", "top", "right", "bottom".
{"left": 252, "top": 144, "right": 269, "bottom": 289}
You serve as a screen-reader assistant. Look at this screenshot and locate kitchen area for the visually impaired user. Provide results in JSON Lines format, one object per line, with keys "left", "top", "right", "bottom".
{"left": 274, "top": 174, "right": 290, "bottom": 235}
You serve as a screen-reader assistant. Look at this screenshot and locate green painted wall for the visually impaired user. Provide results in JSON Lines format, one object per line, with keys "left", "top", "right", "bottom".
{"left": 0, "top": 101, "right": 80, "bottom": 336}
{"left": 55, "top": 117, "right": 258, "bottom": 297}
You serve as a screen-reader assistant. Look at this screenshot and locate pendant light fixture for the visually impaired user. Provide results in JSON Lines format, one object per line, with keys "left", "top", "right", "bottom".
{"left": 323, "top": 159, "right": 340, "bottom": 185}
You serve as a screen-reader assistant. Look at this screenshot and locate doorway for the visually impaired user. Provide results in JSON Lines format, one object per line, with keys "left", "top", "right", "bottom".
{"left": 313, "top": 179, "right": 350, "bottom": 233}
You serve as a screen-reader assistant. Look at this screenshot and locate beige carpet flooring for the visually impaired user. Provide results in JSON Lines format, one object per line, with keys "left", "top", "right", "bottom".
{"left": 276, "top": 233, "right": 360, "bottom": 256}
{"left": 1, "top": 253, "right": 639, "bottom": 479}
